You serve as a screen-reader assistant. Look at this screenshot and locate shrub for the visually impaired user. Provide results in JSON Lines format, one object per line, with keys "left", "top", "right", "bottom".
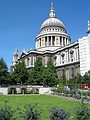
{"left": 21, "top": 103, "right": 42, "bottom": 120}
{"left": 75, "top": 102, "right": 90, "bottom": 120}
{"left": 0, "top": 100, "right": 16, "bottom": 120}
{"left": 49, "top": 107, "right": 70, "bottom": 120}
{"left": 76, "top": 94, "right": 81, "bottom": 99}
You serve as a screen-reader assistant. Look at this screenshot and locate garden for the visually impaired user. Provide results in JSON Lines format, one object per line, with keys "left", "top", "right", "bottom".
{"left": 0, "top": 95, "right": 90, "bottom": 120}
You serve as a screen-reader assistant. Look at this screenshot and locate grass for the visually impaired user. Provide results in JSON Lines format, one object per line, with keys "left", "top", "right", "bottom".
{"left": 0, "top": 94, "right": 83, "bottom": 120}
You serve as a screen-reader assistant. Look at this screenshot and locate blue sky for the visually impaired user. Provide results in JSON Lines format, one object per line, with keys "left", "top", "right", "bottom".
{"left": 0, "top": 0, "right": 90, "bottom": 71}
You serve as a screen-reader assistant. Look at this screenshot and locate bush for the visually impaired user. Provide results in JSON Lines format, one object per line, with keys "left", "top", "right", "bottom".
{"left": 49, "top": 107, "right": 70, "bottom": 120}
{"left": 21, "top": 103, "right": 42, "bottom": 120}
{"left": 75, "top": 102, "right": 90, "bottom": 120}
{"left": 76, "top": 94, "right": 81, "bottom": 99}
{"left": 0, "top": 100, "right": 16, "bottom": 120}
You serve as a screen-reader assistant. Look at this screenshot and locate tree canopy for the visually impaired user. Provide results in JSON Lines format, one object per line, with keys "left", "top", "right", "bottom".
{"left": 28, "top": 57, "right": 44, "bottom": 85}
{"left": 42, "top": 60, "right": 58, "bottom": 87}
{"left": 0, "top": 58, "right": 8, "bottom": 84}
{"left": 12, "top": 61, "right": 29, "bottom": 84}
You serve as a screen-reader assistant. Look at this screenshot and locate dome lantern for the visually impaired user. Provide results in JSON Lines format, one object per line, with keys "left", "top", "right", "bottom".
{"left": 49, "top": 3, "right": 55, "bottom": 18}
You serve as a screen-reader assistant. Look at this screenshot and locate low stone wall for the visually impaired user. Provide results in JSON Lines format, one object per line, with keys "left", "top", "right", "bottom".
{"left": 0, "top": 86, "right": 54, "bottom": 95}
{"left": 39, "top": 87, "right": 53, "bottom": 94}
{"left": 0, "top": 87, "right": 8, "bottom": 95}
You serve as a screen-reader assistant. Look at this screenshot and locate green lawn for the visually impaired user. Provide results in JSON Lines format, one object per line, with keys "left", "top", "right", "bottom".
{"left": 0, "top": 95, "right": 82, "bottom": 120}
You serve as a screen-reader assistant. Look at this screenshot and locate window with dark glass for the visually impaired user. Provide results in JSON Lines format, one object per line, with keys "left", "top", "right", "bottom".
{"left": 27, "top": 58, "right": 29, "bottom": 66}
{"left": 40, "top": 38, "right": 41, "bottom": 47}
{"left": 72, "top": 68, "right": 74, "bottom": 77}
{"left": 31, "top": 56, "right": 33, "bottom": 65}
{"left": 52, "top": 36, "right": 55, "bottom": 46}
{"left": 45, "top": 37, "right": 47, "bottom": 46}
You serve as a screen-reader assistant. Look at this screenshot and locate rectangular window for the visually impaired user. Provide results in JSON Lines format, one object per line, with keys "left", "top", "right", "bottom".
{"left": 45, "top": 37, "right": 47, "bottom": 46}
{"left": 72, "top": 68, "right": 74, "bottom": 77}
{"left": 31, "top": 56, "right": 33, "bottom": 65}
{"left": 40, "top": 38, "right": 41, "bottom": 47}
{"left": 63, "top": 37, "right": 65, "bottom": 46}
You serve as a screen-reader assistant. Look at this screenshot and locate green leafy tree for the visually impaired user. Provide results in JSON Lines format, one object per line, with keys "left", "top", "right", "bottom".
{"left": 67, "top": 73, "right": 82, "bottom": 89}
{"left": 83, "top": 70, "right": 90, "bottom": 84}
{"left": 0, "top": 58, "right": 9, "bottom": 84}
{"left": 28, "top": 57, "right": 44, "bottom": 85}
{"left": 12, "top": 61, "right": 29, "bottom": 84}
{"left": 42, "top": 60, "right": 58, "bottom": 87}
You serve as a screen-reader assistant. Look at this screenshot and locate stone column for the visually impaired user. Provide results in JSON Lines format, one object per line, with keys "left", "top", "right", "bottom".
{"left": 38, "top": 40, "right": 39, "bottom": 48}
{"left": 74, "top": 48, "right": 76, "bottom": 61}
{"left": 65, "top": 38, "right": 66, "bottom": 46}
{"left": 62, "top": 37, "right": 63, "bottom": 47}
{"left": 77, "top": 48, "right": 79, "bottom": 60}
{"left": 47, "top": 36, "right": 49, "bottom": 46}
{"left": 76, "top": 48, "right": 78, "bottom": 60}
{"left": 65, "top": 50, "right": 68, "bottom": 63}
{"left": 67, "top": 50, "right": 69, "bottom": 62}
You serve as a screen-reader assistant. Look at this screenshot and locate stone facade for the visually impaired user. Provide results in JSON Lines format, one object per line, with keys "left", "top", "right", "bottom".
{"left": 10, "top": 3, "right": 90, "bottom": 80}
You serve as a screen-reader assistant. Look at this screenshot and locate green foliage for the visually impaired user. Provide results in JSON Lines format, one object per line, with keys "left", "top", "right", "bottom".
{"left": 61, "top": 75, "right": 67, "bottom": 85}
{"left": 29, "top": 58, "right": 58, "bottom": 86}
{"left": 49, "top": 107, "right": 70, "bottom": 120}
{"left": 0, "top": 58, "right": 9, "bottom": 84}
{"left": 0, "top": 100, "right": 16, "bottom": 120}
{"left": 67, "top": 73, "right": 82, "bottom": 89}
{"left": 42, "top": 60, "right": 58, "bottom": 87}
{"left": 23, "top": 103, "right": 42, "bottom": 120}
{"left": 75, "top": 102, "right": 90, "bottom": 120}
{"left": 0, "top": 95, "right": 83, "bottom": 120}
{"left": 83, "top": 70, "right": 90, "bottom": 84}
{"left": 28, "top": 57, "right": 44, "bottom": 85}
{"left": 12, "top": 61, "right": 29, "bottom": 84}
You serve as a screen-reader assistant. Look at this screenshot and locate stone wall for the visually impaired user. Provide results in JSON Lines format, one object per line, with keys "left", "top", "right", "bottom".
{"left": 0, "top": 87, "right": 53, "bottom": 95}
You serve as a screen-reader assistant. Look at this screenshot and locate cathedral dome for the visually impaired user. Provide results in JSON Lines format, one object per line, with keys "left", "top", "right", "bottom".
{"left": 40, "top": 17, "right": 65, "bottom": 30}
{"left": 40, "top": 3, "right": 65, "bottom": 30}
{"left": 36, "top": 3, "right": 71, "bottom": 51}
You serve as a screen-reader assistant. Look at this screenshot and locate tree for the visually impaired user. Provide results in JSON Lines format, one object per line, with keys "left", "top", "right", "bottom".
{"left": 42, "top": 60, "right": 58, "bottom": 87}
{"left": 28, "top": 57, "right": 44, "bottom": 85}
{"left": 0, "top": 58, "right": 8, "bottom": 85}
{"left": 12, "top": 61, "right": 29, "bottom": 84}
{"left": 83, "top": 70, "right": 90, "bottom": 84}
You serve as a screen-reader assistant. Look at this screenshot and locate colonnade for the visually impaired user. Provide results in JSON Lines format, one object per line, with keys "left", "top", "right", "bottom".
{"left": 36, "top": 36, "right": 70, "bottom": 49}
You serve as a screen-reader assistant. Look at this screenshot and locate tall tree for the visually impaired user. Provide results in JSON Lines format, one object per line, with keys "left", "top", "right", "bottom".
{"left": 42, "top": 60, "right": 58, "bottom": 87}
{"left": 83, "top": 70, "right": 90, "bottom": 84}
{"left": 0, "top": 58, "right": 8, "bottom": 84}
{"left": 28, "top": 57, "right": 44, "bottom": 85}
{"left": 12, "top": 61, "right": 29, "bottom": 84}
